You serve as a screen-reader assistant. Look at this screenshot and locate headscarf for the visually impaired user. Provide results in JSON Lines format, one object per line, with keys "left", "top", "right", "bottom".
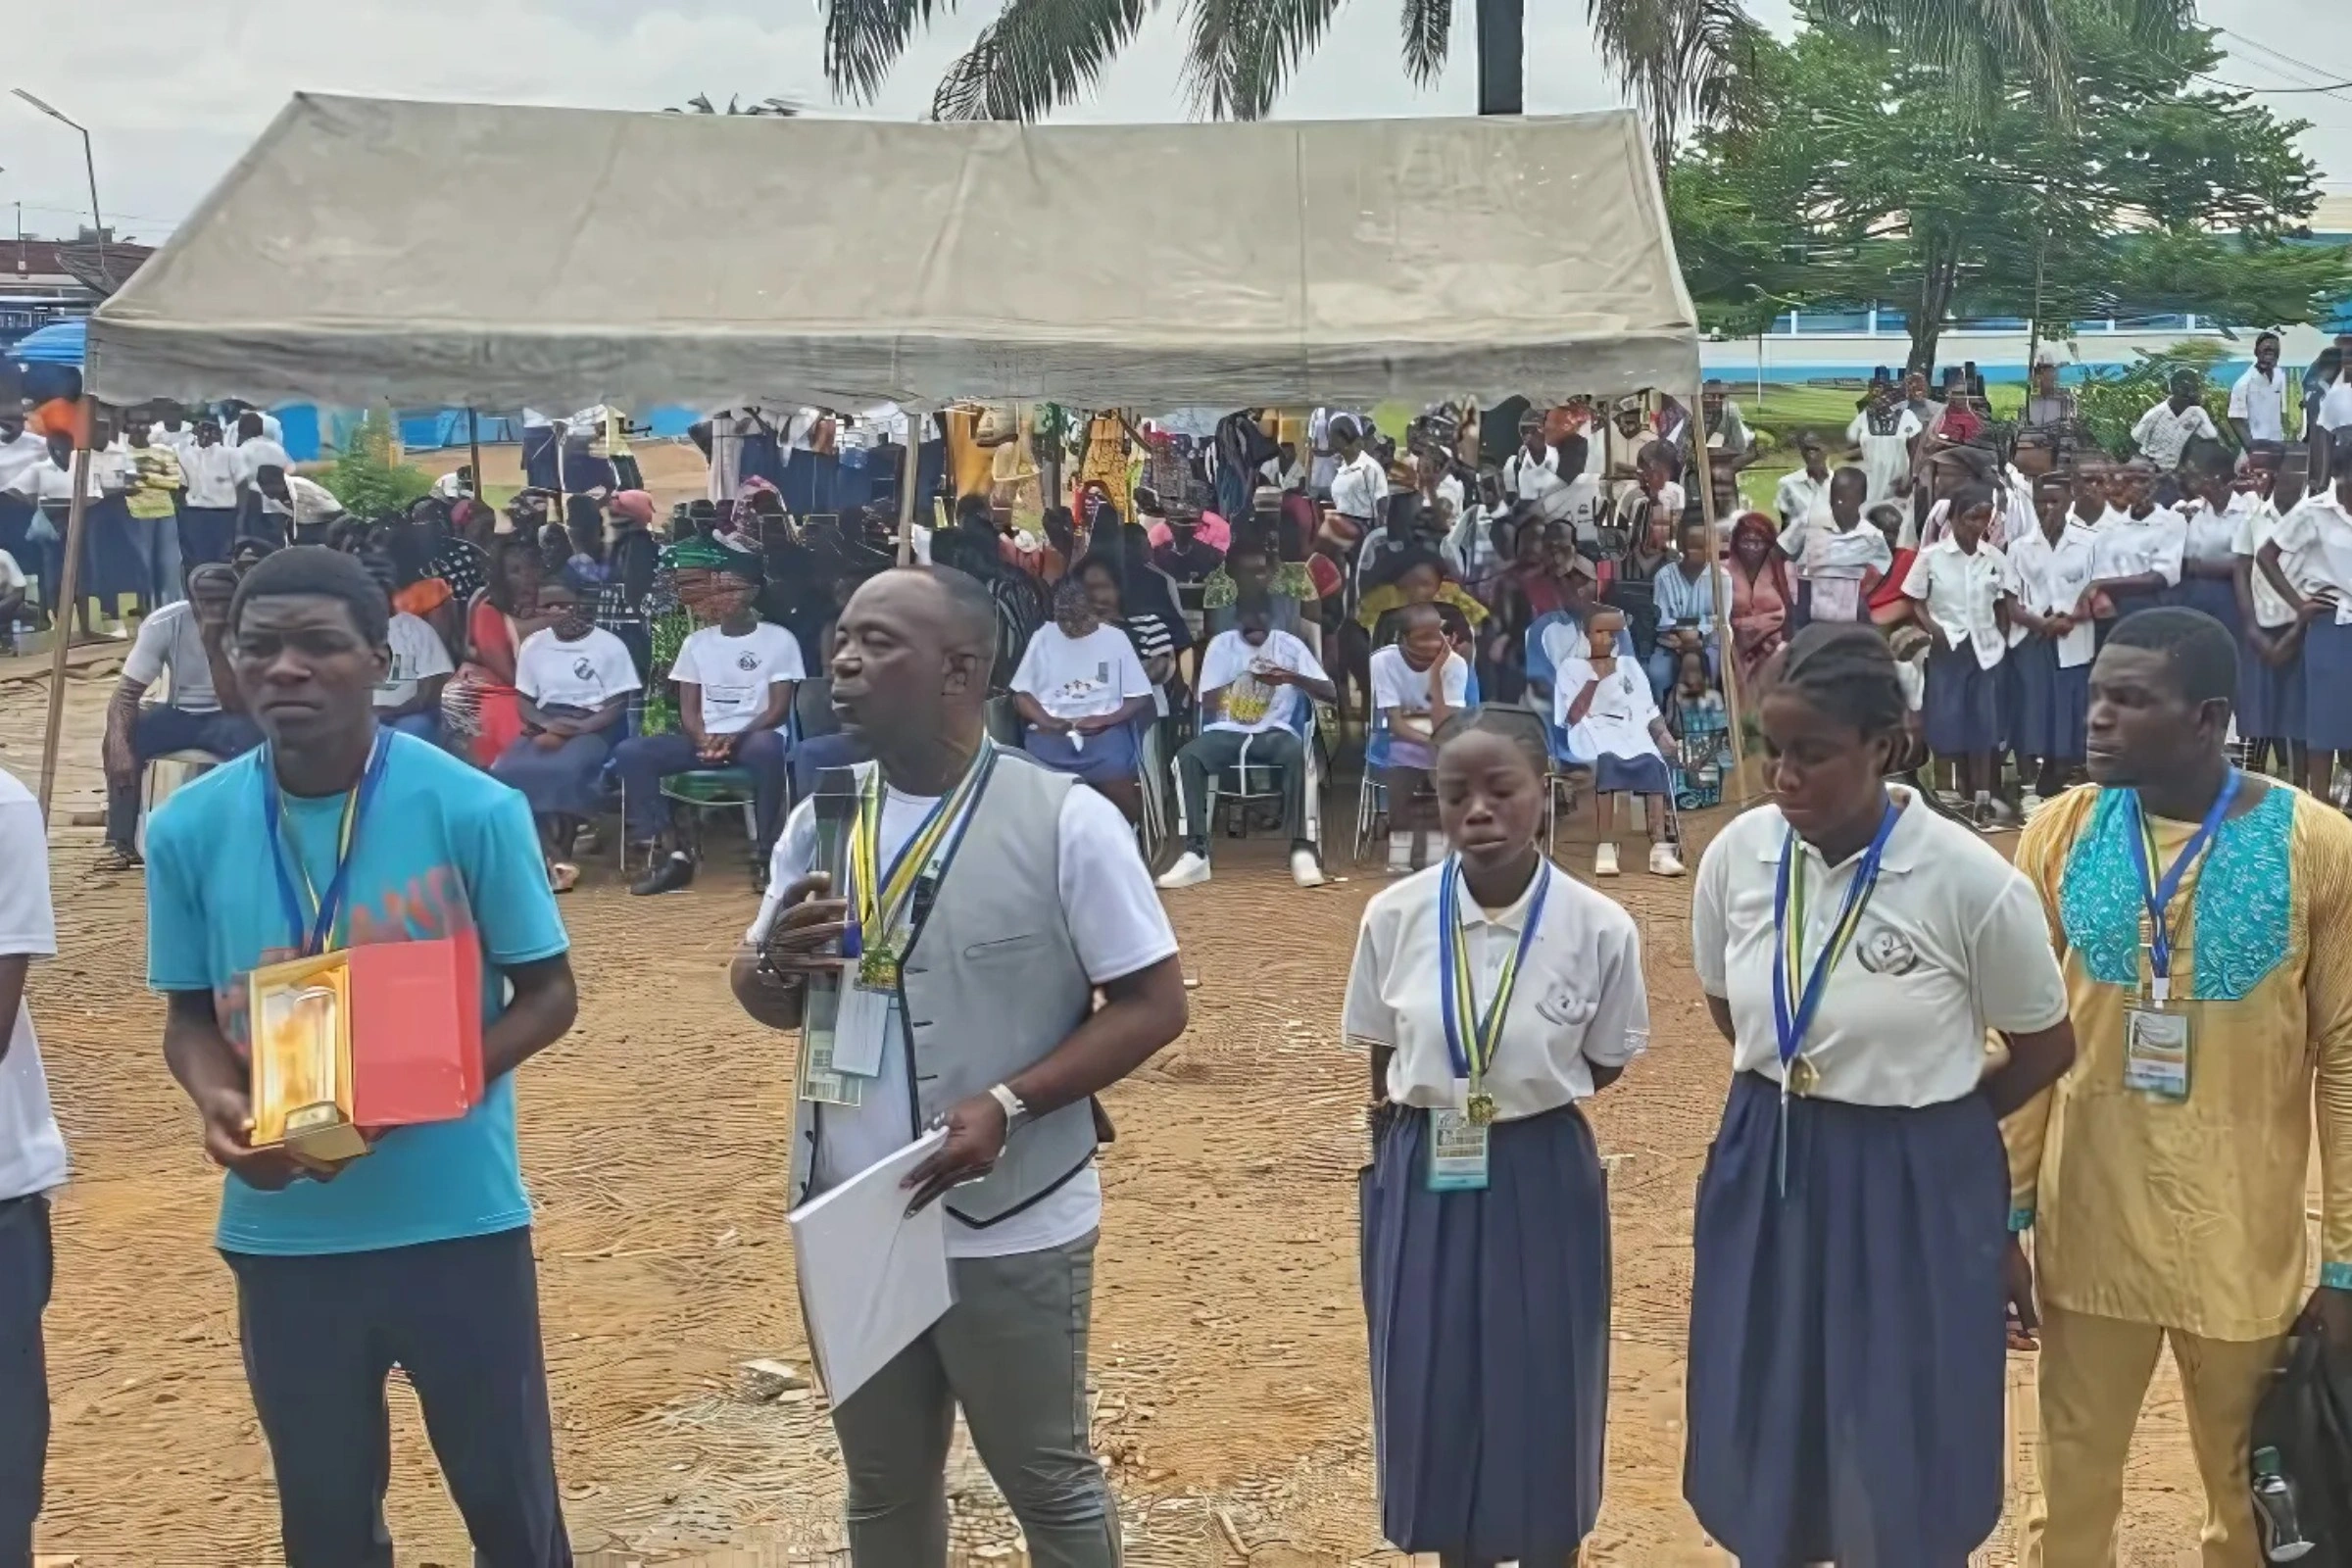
{"left": 611, "top": 489, "right": 656, "bottom": 527}
{"left": 1729, "top": 511, "right": 1791, "bottom": 603}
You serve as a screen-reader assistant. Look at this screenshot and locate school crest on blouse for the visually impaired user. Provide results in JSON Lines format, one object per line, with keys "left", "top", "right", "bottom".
{"left": 1853, "top": 925, "right": 1919, "bottom": 976}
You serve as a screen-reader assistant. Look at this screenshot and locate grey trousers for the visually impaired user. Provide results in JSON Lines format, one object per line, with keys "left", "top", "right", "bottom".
{"left": 828, "top": 1232, "right": 1117, "bottom": 1568}
{"left": 1174, "top": 727, "right": 1308, "bottom": 854}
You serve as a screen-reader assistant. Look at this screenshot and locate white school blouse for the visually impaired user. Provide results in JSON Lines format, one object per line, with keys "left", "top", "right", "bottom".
{"left": 2272, "top": 492, "right": 2352, "bottom": 624}
{"left": 1690, "top": 793, "right": 2069, "bottom": 1107}
{"left": 2003, "top": 522, "right": 2100, "bottom": 668}
{"left": 1900, "top": 538, "right": 2012, "bottom": 669}
{"left": 1345, "top": 861, "right": 1650, "bottom": 1119}
{"left": 2090, "top": 507, "right": 2186, "bottom": 589}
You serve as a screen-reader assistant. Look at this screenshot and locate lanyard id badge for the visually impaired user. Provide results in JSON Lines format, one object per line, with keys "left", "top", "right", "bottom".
{"left": 2122, "top": 1004, "right": 2192, "bottom": 1101}
{"left": 829, "top": 984, "right": 894, "bottom": 1078}
{"left": 1425, "top": 1098, "right": 1491, "bottom": 1192}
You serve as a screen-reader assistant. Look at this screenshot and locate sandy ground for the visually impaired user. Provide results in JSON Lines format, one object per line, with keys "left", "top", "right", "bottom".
{"left": 0, "top": 664, "right": 2228, "bottom": 1567}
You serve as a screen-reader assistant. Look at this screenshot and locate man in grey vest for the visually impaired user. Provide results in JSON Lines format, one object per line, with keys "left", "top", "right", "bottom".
{"left": 732, "top": 565, "right": 1188, "bottom": 1568}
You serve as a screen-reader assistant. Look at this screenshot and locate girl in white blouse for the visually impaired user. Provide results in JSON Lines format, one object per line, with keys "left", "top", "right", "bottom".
{"left": 1345, "top": 706, "right": 1648, "bottom": 1568}
{"left": 1685, "top": 622, "right": 2076, "bottom": 1568}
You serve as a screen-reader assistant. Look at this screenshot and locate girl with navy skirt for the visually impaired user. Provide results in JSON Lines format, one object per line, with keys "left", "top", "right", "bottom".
{"left": 1898, "top": 483, "right": 2013, "bottom": 826}
{"left": 2173, "top": 445, "right": 2245, "bottom": 637}
{"left": 2001, "top": 470, "right": 2098, "bottom": 806}
{"left": 2086, "top": 457, "right": 2184, "bottom": 641}
{"left": 2261, "top": 432, "right": 2352, "bottom": 803}
{"left": 2233, "top": 446, "right": 2311, "bottom": 780}
{"left": 1346, "top": 707, "right": 1650, "bottom": 1568}
{"left": 1687, "top": 623, "right": 2077, "bottom": 1568}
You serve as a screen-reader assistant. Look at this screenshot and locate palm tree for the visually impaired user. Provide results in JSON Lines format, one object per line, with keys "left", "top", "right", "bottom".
{"left": 821, "top": 0, "right": 2194, "bottom": 169}
{"left": 668, "top": 93, "right": 803, "bottom": 117}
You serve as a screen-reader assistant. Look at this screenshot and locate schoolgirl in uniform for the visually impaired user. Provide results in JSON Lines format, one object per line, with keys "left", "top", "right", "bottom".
{"left": 1899, "top": 483, "right": 2013, "bottom": 825}
{"left": 2261, "top": 429, "right": 2352, "bottom": 804}
{"left": 2002, "top": 469, "right": 2099, "bottom": 807}
{"left": 2172, "top": 441, "right": 2245, "bottom": 637}
{"left": 1685, "top": 623, "right": 2077, "bottom": 1568}
{"left": 2086, "top": 457, "right": 2184, "bottom": 639}
{"left": 1347, "top": 706, "right": 1650, "bottom": 1568}
{"left": 2233, "top": 445, "right": 2311, "bottom": 780}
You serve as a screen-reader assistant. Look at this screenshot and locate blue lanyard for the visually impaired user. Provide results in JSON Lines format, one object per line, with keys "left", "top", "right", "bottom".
{"left": 1771, "top": 796, "right": 1900, "bottom": 1071}
{"left": 1436, "top": 857, "right": 1552, "bottom": 1085}
{"left": 2122, "top": 768, "right": 2240, "bottom": 998}
{"left": 261, "top": 729, "right": 392, "bottom": 957}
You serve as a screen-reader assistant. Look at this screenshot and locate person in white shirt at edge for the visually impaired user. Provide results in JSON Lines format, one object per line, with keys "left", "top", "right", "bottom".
{"left": 149, "top": 401, "right": 196, "bottom": 455}
{"left": 1158, "top": 596, "right": 1337, "bottom": 892}
{"left": 730, "top": 566, "right": 1187, "bottom": 1568}
{"left": 2131, "top": 368, "right": 2222, "bottom": 473}
{"left": 489, "top": 573, "right": 640, "bottom": 895}
{"left": 1799, "top": 469, "right": 1894, "bottom": 631}
{"left": 1899, "top": 483, "right": 2015, "bottom": 827}
{"left": 1370, "top": 603, "right": 1471, "bottom": 875}
{"left": 1503, "top": 418, "right": 1567, "bottom": 509}
{"left": 1325, "top": 415, "right": 1390, "bottom": 552}
{"left": 360, "top": 551, "right": 454, "bottom": 745}
{"left": 1345, "top": 708, "right": 1648, "bottom": 1568}
{"left": 1010, "top": 576, "right": 1155, "bottom": 825}
{"left": 1773, "top": 433, "right": 1836, "bottom": 591}
{"left": 222, "top": 402, "right": 284, "bottom": 448}
{"left": 1701, "top": 378, "right": 1758, "bottom": 471}
{"left": 229, "top": 411, "right": 290, "bottom": 495}
{"left": 2260, "top": 430, "right": 2352, "bottom": 806}
{"left": 2085, "top": 457, "right": 2185, "bottom": 647}
{"left": 612, "top": 563, "right": 804, "bottom": 897}
{"left": 0, "top": 761, "right": 66, "bottom": 1568}
{"left": 1683, "top": 623, "right": 2076, "bottom": 1568}
{"left": 1555, "top": 604, "right": 1686, "bottom": 879}
{"left": 174, "top": 416, "right": 244, "bottom": 568}
{"left": 429, "top": 465, "right": 476, "bottom": 505}
{"left": 2172, "top": 441, "right": 2251, "bottom": 647}
{"left": 2319, "top": 349, "right": 2352, "bottom": 491}
{"left": 251, "top": 466, "right": 343, "bottom": 548}
{"left": 1844, "top": 381, "right": 1924, "bottom": 514}
{"left": 2005, "top": 470, "right": 2101, "bottom": 814}
{"left": 2233, "top": 446, "right": 2315, "bottom": 783}
{"left": 94, "top": 564, "right": 263, "bottom": 872}
{"left": 2230, "top": 331, "right": 2291, "bottom": 450}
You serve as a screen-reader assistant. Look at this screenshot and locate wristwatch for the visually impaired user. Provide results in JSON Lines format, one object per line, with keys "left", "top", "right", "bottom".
{"left": 988, "top": 1082, "right": 1031, "bottom": 1135}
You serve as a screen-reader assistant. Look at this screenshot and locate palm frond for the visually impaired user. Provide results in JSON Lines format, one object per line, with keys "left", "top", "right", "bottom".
{"left": 931, "top": 0, "right": 1151, "bottom": 120}
{"left": 1589, "top": 0, "right": 1763, "bottom": 170}
{"left": 1181, "top": 0, "right": 1350, "bottom": 120}
{"left": 1399, "top": 0, "right": 1454, "bottom": 89}
{"left": 825, "top": 0, "right": 957, "bottom": 106}
{"left": 1821, "top": 0, "right": 2068, "bottom": 118}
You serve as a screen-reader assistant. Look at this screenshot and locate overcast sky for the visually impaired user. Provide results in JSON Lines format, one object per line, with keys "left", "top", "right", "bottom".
{"left": 9, "top": 0, "right": 2347, "bottom": 247}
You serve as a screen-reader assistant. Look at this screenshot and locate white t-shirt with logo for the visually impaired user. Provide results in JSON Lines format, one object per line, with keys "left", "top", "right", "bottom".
{"left": 749, "top": 773, "right": 1179, "bottom": 1257}
{"left": 1012, "top": 624, "right": 1152, "bottom": 723}
{"left": 374, "top": 611, "right": 456, "bottom": 709}
{"left": 1198, "top": 628, "right": 1327, "bottom": 735}
{"left": 668, "top": 621, "right": 807, "bottom": 736}
{"left": 0, "top": 767, "right": 67, "bottom": 1202}
{"left": 514, "top": 625, "right": 642, "bottom": 712}
{"left": 1554, "top": 655, "right": 1664, "bottom": 763}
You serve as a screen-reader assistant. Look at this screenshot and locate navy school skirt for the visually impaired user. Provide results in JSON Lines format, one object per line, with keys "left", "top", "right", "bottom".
{"left": 2176, "top": 572, "right": 2241, "bottom": 638}
{"left": 1592, "top": 752, "right": 1672, "bottom": 796}
{"left": 2095, "top": 586, "right": 2168, "bottom": 646}
{"left": 1360, "top": 1101, "right": 1609, "bottom": 1560}
{"left": 2303, "top": 616, "right": 2352, "bottom": 752}
{"left": 2004, "top": 635, "right": 2087, "bottom": 762}
{"left": 2240, "top": 623, "right": 2307, "bottom": 742}
{"left": 1922, "top": 642, "right": 2002, "bottom": 757}
{"left": 1685, "top": 1072, "right": 2008, "bottom": 1568}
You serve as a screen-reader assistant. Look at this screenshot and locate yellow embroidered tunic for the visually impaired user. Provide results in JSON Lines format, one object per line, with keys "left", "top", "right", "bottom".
{"left": 2009, "top": 780, "right": 2352, "bottom": 1341}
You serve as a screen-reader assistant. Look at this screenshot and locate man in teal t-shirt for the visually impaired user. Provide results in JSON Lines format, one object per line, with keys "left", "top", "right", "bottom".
{"left": 145, "top": 547, "right": 579, "bottom": 1568}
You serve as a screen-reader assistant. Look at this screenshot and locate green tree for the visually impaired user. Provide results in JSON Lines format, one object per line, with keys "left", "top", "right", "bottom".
{"left": 819, "top": 0, "right": 2187, "bottom": 169}
{"left": 1670, "top": 2, "right": 2349, "bottom": 370}
{"left": 327, "top": 412, "right": 430, "bottom": 519}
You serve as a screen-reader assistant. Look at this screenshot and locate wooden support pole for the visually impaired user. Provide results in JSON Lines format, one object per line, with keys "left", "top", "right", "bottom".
{"left": 898, "top": 407, "right": 922, "bottom": 565}
{"left": 36, "top": 400, "right": 95, "bottom": 821}
{"left": 466, "top": 407, "right": 484, "bottom": 509}
{"left": 1691, "top": 414, "right": 1752, "bottom": 805}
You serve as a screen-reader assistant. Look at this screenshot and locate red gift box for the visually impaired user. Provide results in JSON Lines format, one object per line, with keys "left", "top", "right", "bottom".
{"left": 348, "top": 937, "right": 484, "bottom": 1130}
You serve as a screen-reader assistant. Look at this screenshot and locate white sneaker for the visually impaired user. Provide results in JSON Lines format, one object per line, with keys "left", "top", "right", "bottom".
{"left": 1290, "top": 849, "right": 1326, "bottom": 888}
{"left": 1156, "top": 851, "right": 1212, "bottom": 890}
{"left": 1594, "top": 842, "right": 1621, "bottom": 877}
{"left": 2020, "top": 790, "right": 2045, "bottom": 822}
{"left": 1387, "top": 831, "right": 1414, "bottom": 874}
{"left": 1649, "top": 841, "right": 1686, "bottom": 877}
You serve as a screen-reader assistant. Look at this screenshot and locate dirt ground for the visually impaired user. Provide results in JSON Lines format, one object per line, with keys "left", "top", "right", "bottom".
{"left": 1, "top": 664, "right": 2224, "bottom": 1567}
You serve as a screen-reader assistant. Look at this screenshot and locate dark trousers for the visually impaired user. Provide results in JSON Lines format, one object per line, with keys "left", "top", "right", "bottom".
{"left": 0, "top": 1198, "right": 52, "bottom": 1568}
{"left": 224, "top": 1228, "right": 570, "bottom": 1568}
{"left": 105, "top": 707, "right": 265, "bottom": 850}
{"left": 1175, "top": 727, "right": 1309, "bottom": 853}
{"left": 179, "top": 505, "right": 240, "bottom": 567}
{"left": 612, "top": 727, "right": 788, "bottom": 849}
{"left": 790, "top": 729, "right": 869, "bottom": 799}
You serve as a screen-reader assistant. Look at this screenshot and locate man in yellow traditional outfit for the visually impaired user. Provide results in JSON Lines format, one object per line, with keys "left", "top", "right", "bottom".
{"left": 2010, "top": 607, "right": 2352, "bottom": 1567}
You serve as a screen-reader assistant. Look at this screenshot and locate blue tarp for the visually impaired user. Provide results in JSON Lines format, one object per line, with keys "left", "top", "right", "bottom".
{"left": 10, "top": 318, "right": 85, "bottom": 366}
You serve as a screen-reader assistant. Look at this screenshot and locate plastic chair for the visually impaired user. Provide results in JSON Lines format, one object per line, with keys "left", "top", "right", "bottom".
{"left": 1170, "top": 700, "right": 1322, "bottom": 860}
{"left": 1352, "top": 710, "right": 1394, "bottom": 863}
{"left": 1548, "top": 716, "right": 1684, "bottom": 854}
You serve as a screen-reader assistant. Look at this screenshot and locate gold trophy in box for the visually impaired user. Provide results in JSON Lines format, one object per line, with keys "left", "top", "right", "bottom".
{"left": 249, "top": 953, "right": 369, "bottom": 1165}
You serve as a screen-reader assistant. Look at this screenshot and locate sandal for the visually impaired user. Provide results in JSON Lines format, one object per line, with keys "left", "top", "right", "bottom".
{"left": 547, "top": 861, "right": 581, "bottom": 895}
{"left": 93, "top": 845, "right": 143, "bottom": 873}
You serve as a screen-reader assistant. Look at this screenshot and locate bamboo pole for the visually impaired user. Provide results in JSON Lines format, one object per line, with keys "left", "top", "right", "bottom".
{"left": 35, "top": 399, "right": 95, "bottom": 821}
{"left": 897, "top": 407, "right": 922, "bottom": 565}
{"left": 466, "top": 407, "right": 484, "bottom": 510}
{"left": 1691, "top": 410, "right": 1752, "bottom": 805}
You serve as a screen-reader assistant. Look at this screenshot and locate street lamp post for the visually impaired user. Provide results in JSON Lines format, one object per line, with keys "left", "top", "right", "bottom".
{"left": 11, "top": 87, "right": 109, "bottom": 286}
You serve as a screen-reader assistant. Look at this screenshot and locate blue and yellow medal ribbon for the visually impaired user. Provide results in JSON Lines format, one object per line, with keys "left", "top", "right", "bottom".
{"left": 262, "top": 728, "right": 392, "bottom": 957}
{"left": 846, "top": 747, "right": 996, "bottom": 988}
{"left": 1436, "top": 855, "right": 1551, "bottom": 1126}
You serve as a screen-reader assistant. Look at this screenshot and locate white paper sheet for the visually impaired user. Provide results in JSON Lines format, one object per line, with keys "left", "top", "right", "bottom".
{"left": 786, "top": 1128, "right": 955, "bottom": 1403}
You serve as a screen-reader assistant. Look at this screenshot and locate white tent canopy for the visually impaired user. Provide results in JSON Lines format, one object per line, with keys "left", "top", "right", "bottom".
{"left": 89, "top": 95, "right": 1699, "bottom": 413}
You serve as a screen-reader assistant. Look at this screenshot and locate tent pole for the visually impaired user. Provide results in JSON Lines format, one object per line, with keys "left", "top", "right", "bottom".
{"left": 897, "top": 408, "right": 922, "bottom": 565}
{"left": 1692, "top": 416, "right": 1751, "bottom": 806}
{"left": 36, "top": 403, "right": 95, "bottom": 822}
{"left": 466, "top": 408, "right": 484, "bottom": 510}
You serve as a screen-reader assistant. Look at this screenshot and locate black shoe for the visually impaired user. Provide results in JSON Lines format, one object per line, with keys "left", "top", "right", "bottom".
{"left": 630, "top": 851, "right": 696, "bottom": 897}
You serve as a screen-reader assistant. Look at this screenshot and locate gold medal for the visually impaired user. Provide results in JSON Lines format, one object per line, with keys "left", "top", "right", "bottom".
{"left": 857, "top": 945, "right": 901, "bottom": 992}
{"left": 1787, "top": 1055, "right": 1821, "bottom": 1097}
{"left": 1466, "top": 1091, "right": 1497, "bottom": 1126}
